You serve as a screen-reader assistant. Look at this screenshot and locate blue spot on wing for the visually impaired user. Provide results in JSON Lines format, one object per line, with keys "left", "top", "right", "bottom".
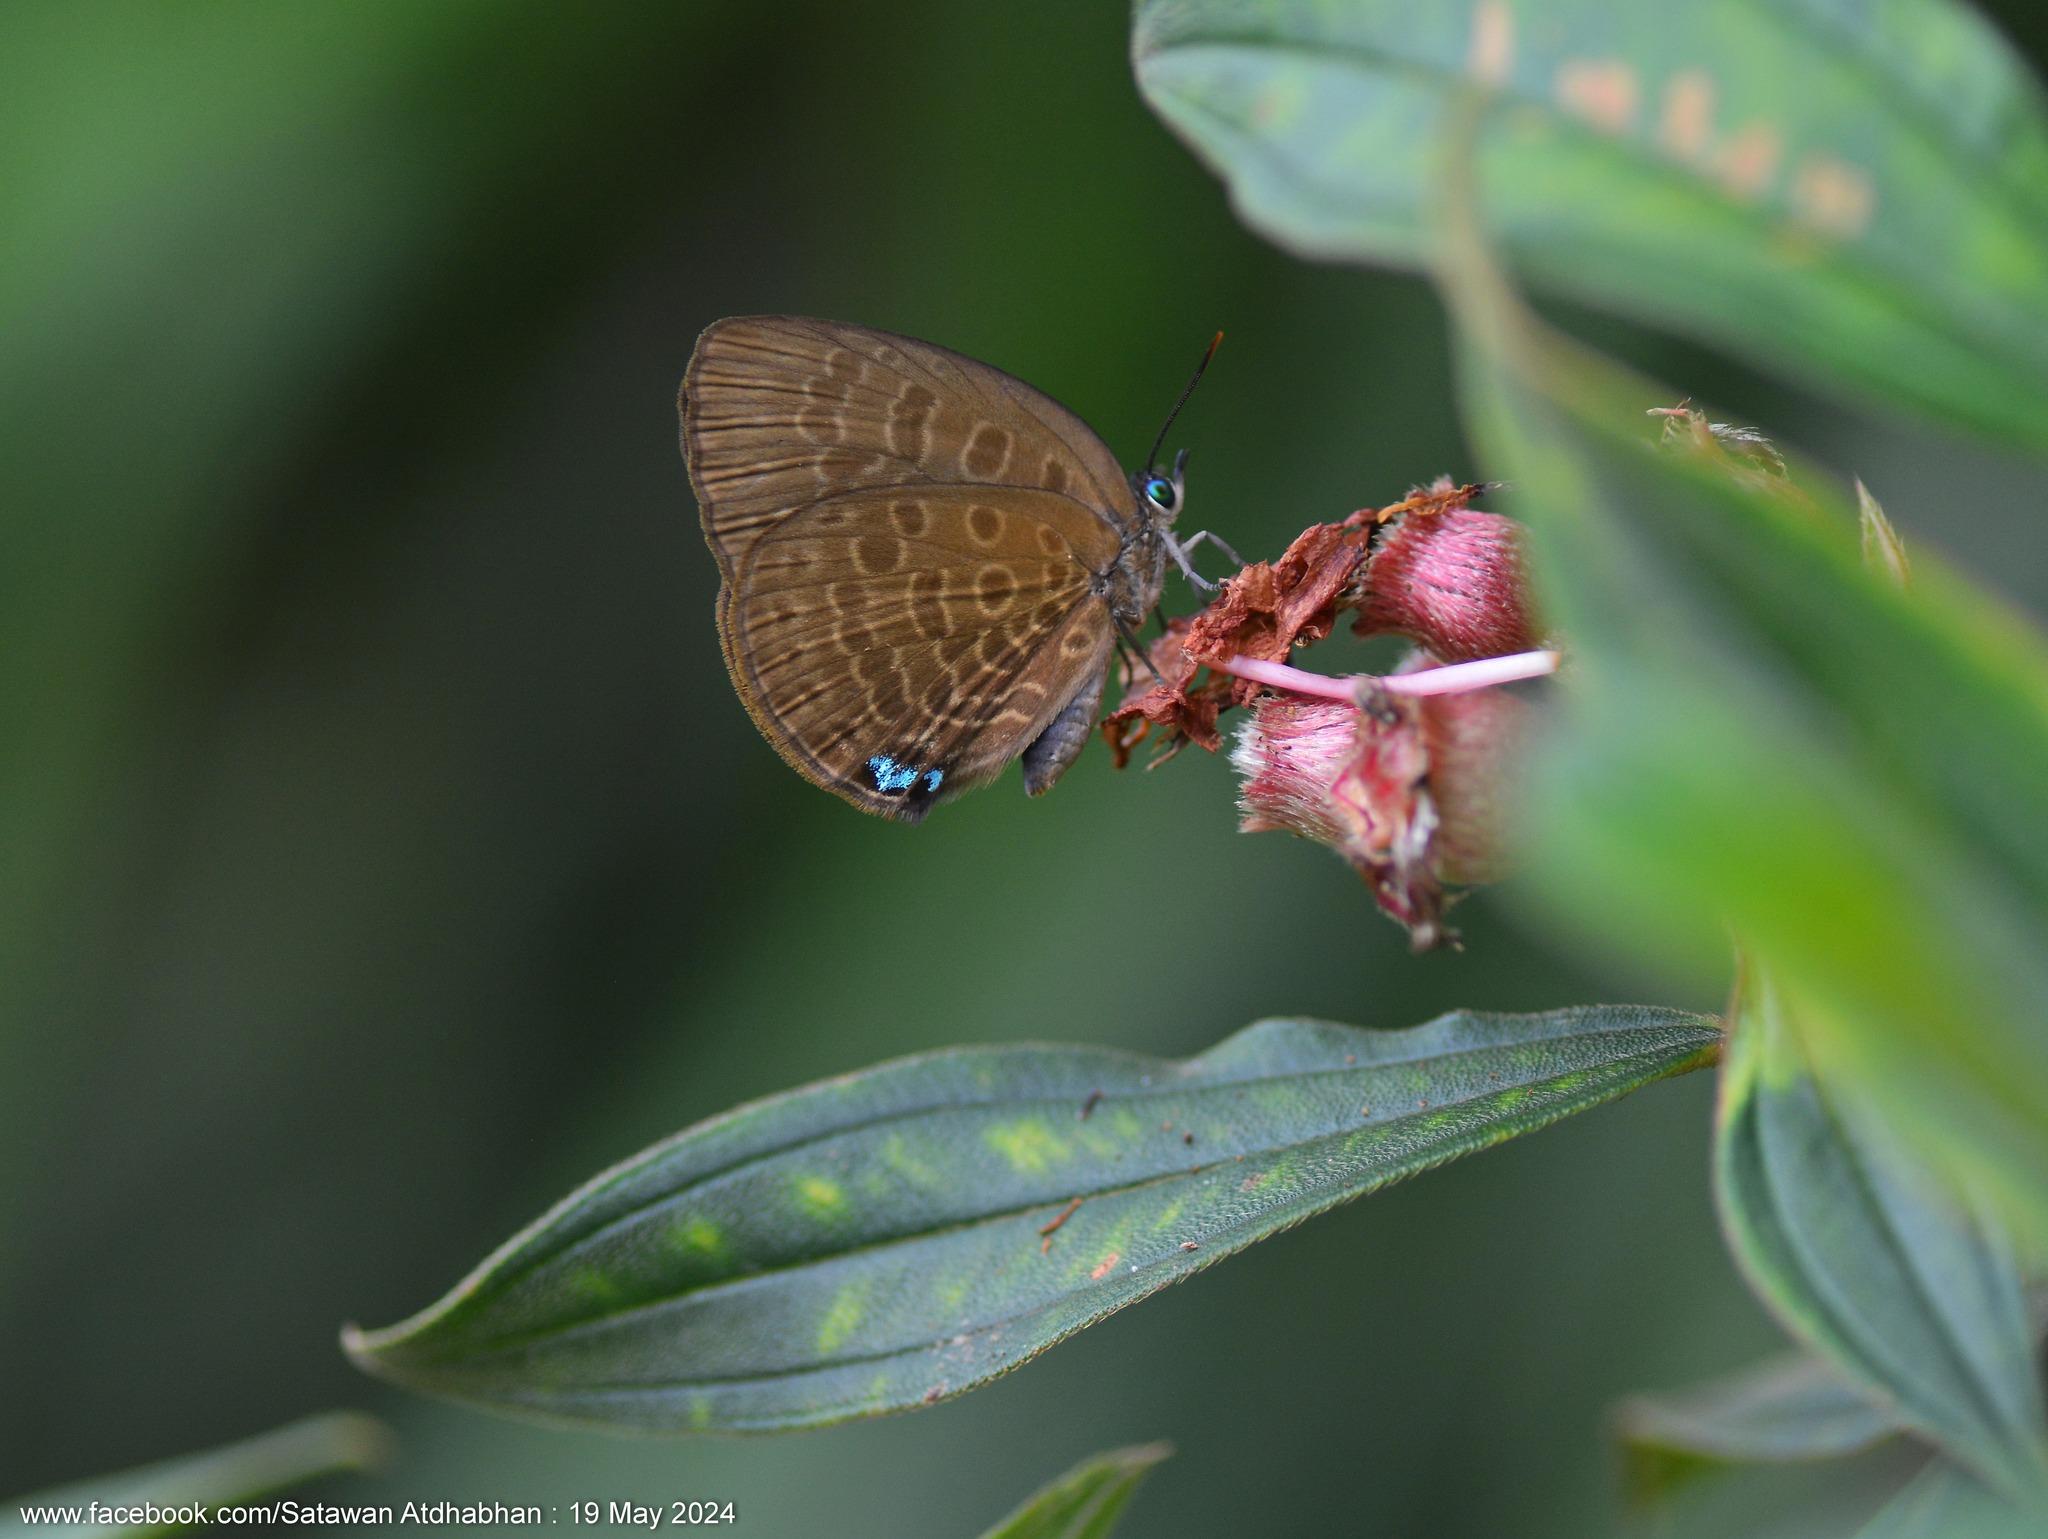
{"left": 867, "top": 753, "right": 946, "bottom": 799}
{"left": 867, "top": 755, "right": 919, "bottom": 793}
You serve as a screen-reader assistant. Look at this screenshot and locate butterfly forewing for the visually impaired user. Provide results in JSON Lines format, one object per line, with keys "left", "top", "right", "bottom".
{"left": 684, "top": 316, "right": 1138, "bottom": 820}
{"left": 688, "top": 317, "right": 1136, "bottom": 571}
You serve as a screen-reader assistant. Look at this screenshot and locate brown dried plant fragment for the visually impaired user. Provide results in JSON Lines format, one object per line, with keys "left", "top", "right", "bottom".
{"left": 1104, "top": 478, "right": 1496, "bottom": 767}
{"left": 1102, "top": 617, "right": 1229, "bottom": 767}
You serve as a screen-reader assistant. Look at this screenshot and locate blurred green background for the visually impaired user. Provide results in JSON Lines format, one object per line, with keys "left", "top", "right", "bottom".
{"left": 5, "top": 2, "right": 2045, "bottom": 1533}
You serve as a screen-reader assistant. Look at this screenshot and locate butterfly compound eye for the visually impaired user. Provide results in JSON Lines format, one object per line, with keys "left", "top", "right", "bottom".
{"left": 1143, "top": 476, "right": 1177, "bottom": 511}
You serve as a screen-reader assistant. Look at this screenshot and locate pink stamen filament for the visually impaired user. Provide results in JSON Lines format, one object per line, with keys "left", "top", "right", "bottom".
{"left": 1211, "top": 655, "right": 1356, "bottom": 700}
{"left": 1213, "top": 649, "right": 1559, "bottom": 701}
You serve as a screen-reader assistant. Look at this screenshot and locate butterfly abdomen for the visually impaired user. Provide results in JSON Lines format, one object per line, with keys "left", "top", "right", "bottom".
{"left": 1021, "top": 669, "right": 1109, "bottom": 796}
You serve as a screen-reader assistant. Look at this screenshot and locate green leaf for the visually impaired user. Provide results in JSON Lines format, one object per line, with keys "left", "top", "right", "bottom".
{"left": 0, "top": 1412, "right": 392, "bottom": 1536}
{"left": 1433, "top": 155, "right": 2048, "bottom": 1236}
{"left": 1716, "top": 967, "right": 2048, "bottom": 1507}
{"left": 976, "top": 1443, "right": 1172, "bottom": 1539}
{"left": 1132, "top": 0, "right": 2048, "bottom": 449}
{"left": 344, "top": 1006, "right": 1718, "bottom": 1432}
{"left": 1857, "top": 1458, "right": 2045, "bottom": 1539}
{"left": 1615, "top": 1350, "right": 1902, "bottom": 1503}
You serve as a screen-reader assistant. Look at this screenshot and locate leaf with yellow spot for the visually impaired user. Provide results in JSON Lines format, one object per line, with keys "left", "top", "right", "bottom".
{"left": 984, "top": 1118, "right": 1073, "bottom": 1175}
{"left": 667, "top": 1219, "right": 726, "bottom": 1260}
{"left": 344, "top": 1005, "right": 1716, "bottom": 1432}
{"left": 795, "top": 1175, "right": 846, "bottom": 1216}
{"left": 815, "top": 1281, "right": 870, "bottom": 1355}
{"left": 1133, "top": 0, "right": 2048, "bottom": 449}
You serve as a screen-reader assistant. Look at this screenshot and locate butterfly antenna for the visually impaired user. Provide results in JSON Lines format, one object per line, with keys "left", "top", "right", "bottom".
{"left": 1145, "top": 330, "right": 1223, "bottom": 471}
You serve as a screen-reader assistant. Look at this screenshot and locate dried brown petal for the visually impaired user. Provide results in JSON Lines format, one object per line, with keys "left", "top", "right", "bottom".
{"left": 1359, "top": 476, "right": 1491, "bottom": 526}
{"left": 1102, "top": 619, "right": 1228, "bottom": 767}
{"left": 1182, "top": 520, "right": 1373, "bottom": 705}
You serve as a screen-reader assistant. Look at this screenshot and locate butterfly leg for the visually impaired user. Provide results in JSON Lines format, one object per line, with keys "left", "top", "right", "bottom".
{"left": 1113, "top": 615, "right": 1162, "bottom": 683}
{"left": 1179, "top": 529, "right": 1247, "bottom": 568}
{"left": 1164, "top": 534, "right": 1217, "bottom": 593}
{"left": 1021, "top": 666, "right": 1109, "bottom": 796}
{"left": 1163, "top": 529, "right": 1245, "bottom": 593}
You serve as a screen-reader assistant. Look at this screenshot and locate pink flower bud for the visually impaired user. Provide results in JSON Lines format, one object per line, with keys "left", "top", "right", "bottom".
{"left": 1230, "top": 663, "right": 1528, "bottom": 949}
{"left": 1418, "top": 680, "right": 1524, "bottom": 885}
{"left": 1354, "top": 510, "right": 1538, "bottom": 662}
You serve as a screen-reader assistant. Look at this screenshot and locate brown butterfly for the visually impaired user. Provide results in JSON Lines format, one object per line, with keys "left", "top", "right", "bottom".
{"left": 680, "top": 316, "right": 1224, "bottom": 821}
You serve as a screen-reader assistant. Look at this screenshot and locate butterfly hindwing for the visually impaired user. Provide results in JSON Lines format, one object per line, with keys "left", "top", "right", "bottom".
{"left": 728, "top": 486, "right": 1115, "bottom": 819}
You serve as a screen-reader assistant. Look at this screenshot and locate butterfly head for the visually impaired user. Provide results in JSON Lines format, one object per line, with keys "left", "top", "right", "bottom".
{"left": 1135, "top": 447, "right": 1189, "bottom": 528}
